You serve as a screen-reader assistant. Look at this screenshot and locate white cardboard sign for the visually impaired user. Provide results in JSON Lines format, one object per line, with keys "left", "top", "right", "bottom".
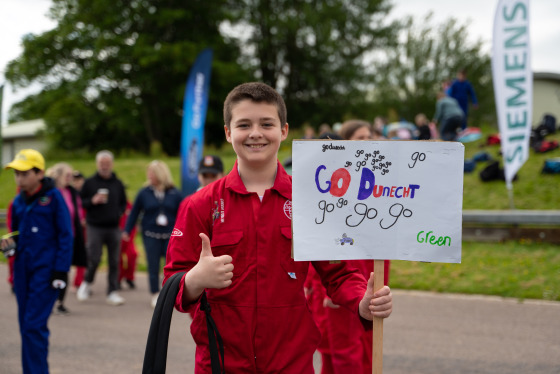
{"left": 292, "top": 140, "right": 464, "bottom": 263}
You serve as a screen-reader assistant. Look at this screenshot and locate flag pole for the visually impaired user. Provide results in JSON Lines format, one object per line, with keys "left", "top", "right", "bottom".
{"left": 507, "top": 183, "right": 515, "bottom": 210}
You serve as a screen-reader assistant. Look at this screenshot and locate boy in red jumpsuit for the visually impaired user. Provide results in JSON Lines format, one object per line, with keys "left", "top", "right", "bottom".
{"left": 119, "top": 201, "right": 137, "bottom": 289}
{"left": 164, "top": 82, "right": 393, "bottom": 373}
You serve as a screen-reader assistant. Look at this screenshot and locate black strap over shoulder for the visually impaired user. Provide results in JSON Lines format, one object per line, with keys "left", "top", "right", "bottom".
{"left": 142, "top": 271, "right": 225, "bottom": 374}
{"left": 142, "top": 271, "right": 185, "bottom": 374}
{"left": 200, "top": 292, "right": 225, "bottom": 373}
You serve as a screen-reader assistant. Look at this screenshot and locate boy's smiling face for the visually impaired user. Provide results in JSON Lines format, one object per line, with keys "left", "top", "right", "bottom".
{"left": 225, "top": 100, "right": 288, "bottom": 168}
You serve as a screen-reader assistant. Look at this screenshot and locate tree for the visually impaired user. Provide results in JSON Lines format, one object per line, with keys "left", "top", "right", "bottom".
{"left": 5, "top": 0, "right": 250, "bottom": 154}
{"left": 368, "top": 13, "right": 494, "bottom": 125}
{"left": 226, "top": 0, "right": 398, "bottom": 128}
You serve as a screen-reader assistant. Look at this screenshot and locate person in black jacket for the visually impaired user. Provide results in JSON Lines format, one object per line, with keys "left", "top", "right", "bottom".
{"left": 77, "top": 150, "right": 128, "bottom": 305}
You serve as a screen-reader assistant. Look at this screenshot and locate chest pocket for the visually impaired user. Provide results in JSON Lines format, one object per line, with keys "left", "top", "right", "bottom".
{"left": 279, "top": 226, "right": 309, "bottom": 280}
{"left": 210, "top": 230, "right": 246, "bottom": 276}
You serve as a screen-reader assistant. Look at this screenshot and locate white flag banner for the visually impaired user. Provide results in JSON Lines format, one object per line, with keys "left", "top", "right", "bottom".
{"left": 492, "top": 0, "right": 532, "bottom": 188}
{"left": 292, "top": 140, "right": 464, "bottom": 264}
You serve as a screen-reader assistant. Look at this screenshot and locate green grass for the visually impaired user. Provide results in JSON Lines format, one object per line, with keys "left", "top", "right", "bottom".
{"left": 1, "top": 123, "right": 558, "bottom": 208}
{"left": 462, "top": 123, "right": 560, "bottom": 209}
{"left": 0, "top": 143, "right": 293, "bottom": 206}
{"left": 391, "top": 241, "right": 560, "bottom": 302}
{"left": 1, "top": 125, "right": 559, "bottom": 302}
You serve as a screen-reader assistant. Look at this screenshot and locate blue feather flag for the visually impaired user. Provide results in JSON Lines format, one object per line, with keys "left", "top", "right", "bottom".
{"left": 180, "top": 49, "right": 213, "bottom": 196}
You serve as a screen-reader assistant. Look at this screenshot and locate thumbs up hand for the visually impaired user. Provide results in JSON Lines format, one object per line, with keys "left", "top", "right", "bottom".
{"left": 197, "top": 233, "right": 234, "bottom": 289}
{"left": 358, "top": 272, "right": 393, "bottom": 320}
{"left": 184, "top": 233, "right": 234, "bottom": 301}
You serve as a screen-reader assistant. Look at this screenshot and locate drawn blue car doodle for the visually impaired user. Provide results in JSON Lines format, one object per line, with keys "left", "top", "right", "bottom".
{"left": 339, "top": 233, "right": 354, "bottom": 245}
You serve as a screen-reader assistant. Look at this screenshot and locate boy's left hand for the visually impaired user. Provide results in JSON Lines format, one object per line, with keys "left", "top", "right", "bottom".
{"left": 358, "top": 272, "right": 392, "bottom": 321}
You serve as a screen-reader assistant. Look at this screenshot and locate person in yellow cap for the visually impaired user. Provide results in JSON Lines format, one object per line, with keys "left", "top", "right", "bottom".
{"left": 1, "top": 149, "right": 73, "bottom": 374}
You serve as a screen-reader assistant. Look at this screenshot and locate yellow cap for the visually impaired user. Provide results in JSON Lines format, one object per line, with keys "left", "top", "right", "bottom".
{"left": 4, "top": 149, "right": 45, "bottom": 171}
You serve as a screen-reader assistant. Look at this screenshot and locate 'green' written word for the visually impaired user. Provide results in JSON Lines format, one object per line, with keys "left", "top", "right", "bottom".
{"left": 417, "top": 230, "right": 451, "bottom": 247}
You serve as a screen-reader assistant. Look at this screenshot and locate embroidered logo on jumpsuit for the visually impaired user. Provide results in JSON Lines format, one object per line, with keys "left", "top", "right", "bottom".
{"left": 38, "top": 196, "right": 51, "bottom": 206}
{"left": 283, "top": 200, "right": 292, "bottom": 220}
{"left": 212, "top": 199, "right": 225, "bottom": 224}
{"left": 212, "top": 201, "right": 220, "bottom": 223}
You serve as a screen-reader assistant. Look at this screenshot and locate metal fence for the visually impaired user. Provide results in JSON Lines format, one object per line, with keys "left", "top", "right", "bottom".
{"left": 2, "top": 209, "right": 559, "bottom": 243}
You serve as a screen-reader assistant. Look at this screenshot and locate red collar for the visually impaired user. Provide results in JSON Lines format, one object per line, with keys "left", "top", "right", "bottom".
{"left": 225, "top": 160, "right": 292, "bottom": 200}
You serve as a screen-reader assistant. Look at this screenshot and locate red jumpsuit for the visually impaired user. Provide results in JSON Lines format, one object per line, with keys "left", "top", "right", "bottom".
{"left": 164, "top": 161, "right": 370, "bottom": 373}
{"left": 119, "top": 201, "right": 137, "bottom": 284}
{"left": 306, "top": 260, "right": 390, "bottom": 374}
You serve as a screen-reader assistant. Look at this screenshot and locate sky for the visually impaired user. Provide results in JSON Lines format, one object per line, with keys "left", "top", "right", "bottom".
{"left": 1, "top": 0, "right": 559, "bottom": 126}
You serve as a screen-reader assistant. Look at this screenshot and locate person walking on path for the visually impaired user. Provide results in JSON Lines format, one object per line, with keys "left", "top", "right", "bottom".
{"left": 123, "top": 160, "right": 182, "bottom": 308}
{"left": 70, "top": 170, "right": 87, "bottom": 289}
{"left": 2, "top": 149, "right": 73, "bottom": 374}
{"left": 448, "top": 69, "right": 478, "bottom": 129}
{"left": 77, "top": 150, "right": 127, "bottom": 306}
{"left": 46, "top": 162, "right": 87, "bottom": 315}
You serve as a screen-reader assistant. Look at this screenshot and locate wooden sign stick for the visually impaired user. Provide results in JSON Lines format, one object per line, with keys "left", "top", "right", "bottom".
{"left": 372, "top": 259, "right": 385, "bottom": 374}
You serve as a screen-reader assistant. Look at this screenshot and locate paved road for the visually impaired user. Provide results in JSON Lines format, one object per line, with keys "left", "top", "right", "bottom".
{"left": 0, "top": 264, "right": 559, "bottom": 373}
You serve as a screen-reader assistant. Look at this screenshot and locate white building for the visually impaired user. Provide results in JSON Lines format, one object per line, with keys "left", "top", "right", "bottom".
{"left": 533, "top": 72, "right": 560, "bottom": 126}
{"left": 1, "top": 119, "right": 46, "bottom": 165}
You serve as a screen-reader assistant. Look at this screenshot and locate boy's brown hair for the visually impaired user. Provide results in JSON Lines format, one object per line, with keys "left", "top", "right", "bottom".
{"left": 223, "top": 82, "right": 287, "bottom": 128}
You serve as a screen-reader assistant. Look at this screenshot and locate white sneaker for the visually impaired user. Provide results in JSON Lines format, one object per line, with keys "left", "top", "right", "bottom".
{"left": 77, "top": 282, "right": 91, "bottom": 301}
{"left": 151, "top": 293, "right": 159, "bottom": 308}
{"left": 106, "top": 291, "right": 125, "bottom": 306}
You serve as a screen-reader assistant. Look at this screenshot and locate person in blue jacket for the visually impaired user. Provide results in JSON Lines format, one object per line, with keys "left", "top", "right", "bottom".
{"left": 1, "top": 149, "right": 73, "bottom": 374}
{"left": 122, "top": 160, "right": 183, "bottom": 307}
{"left": 448, "top": 69, "right": 478, "bottom": 129}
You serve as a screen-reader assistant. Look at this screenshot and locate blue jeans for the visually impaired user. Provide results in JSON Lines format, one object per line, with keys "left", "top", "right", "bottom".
{"left": 142, "top": 234, "right": 169, "bottom": 294}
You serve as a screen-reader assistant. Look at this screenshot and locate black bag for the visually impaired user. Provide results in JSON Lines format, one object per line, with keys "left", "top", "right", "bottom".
{"left": 479, "top": 161, "right": 519, "bottom": 182}
{"left": 541, "top": 114, "right": 557, "bottom": 134}
{"left": 142, "top": 272, "right": 225, "bottom": 374}
{"left": 479, "top": 161, "right": 503, "bottom": 182}
{"left": 530, "top": 126, "right": 547, "bottom": 146}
